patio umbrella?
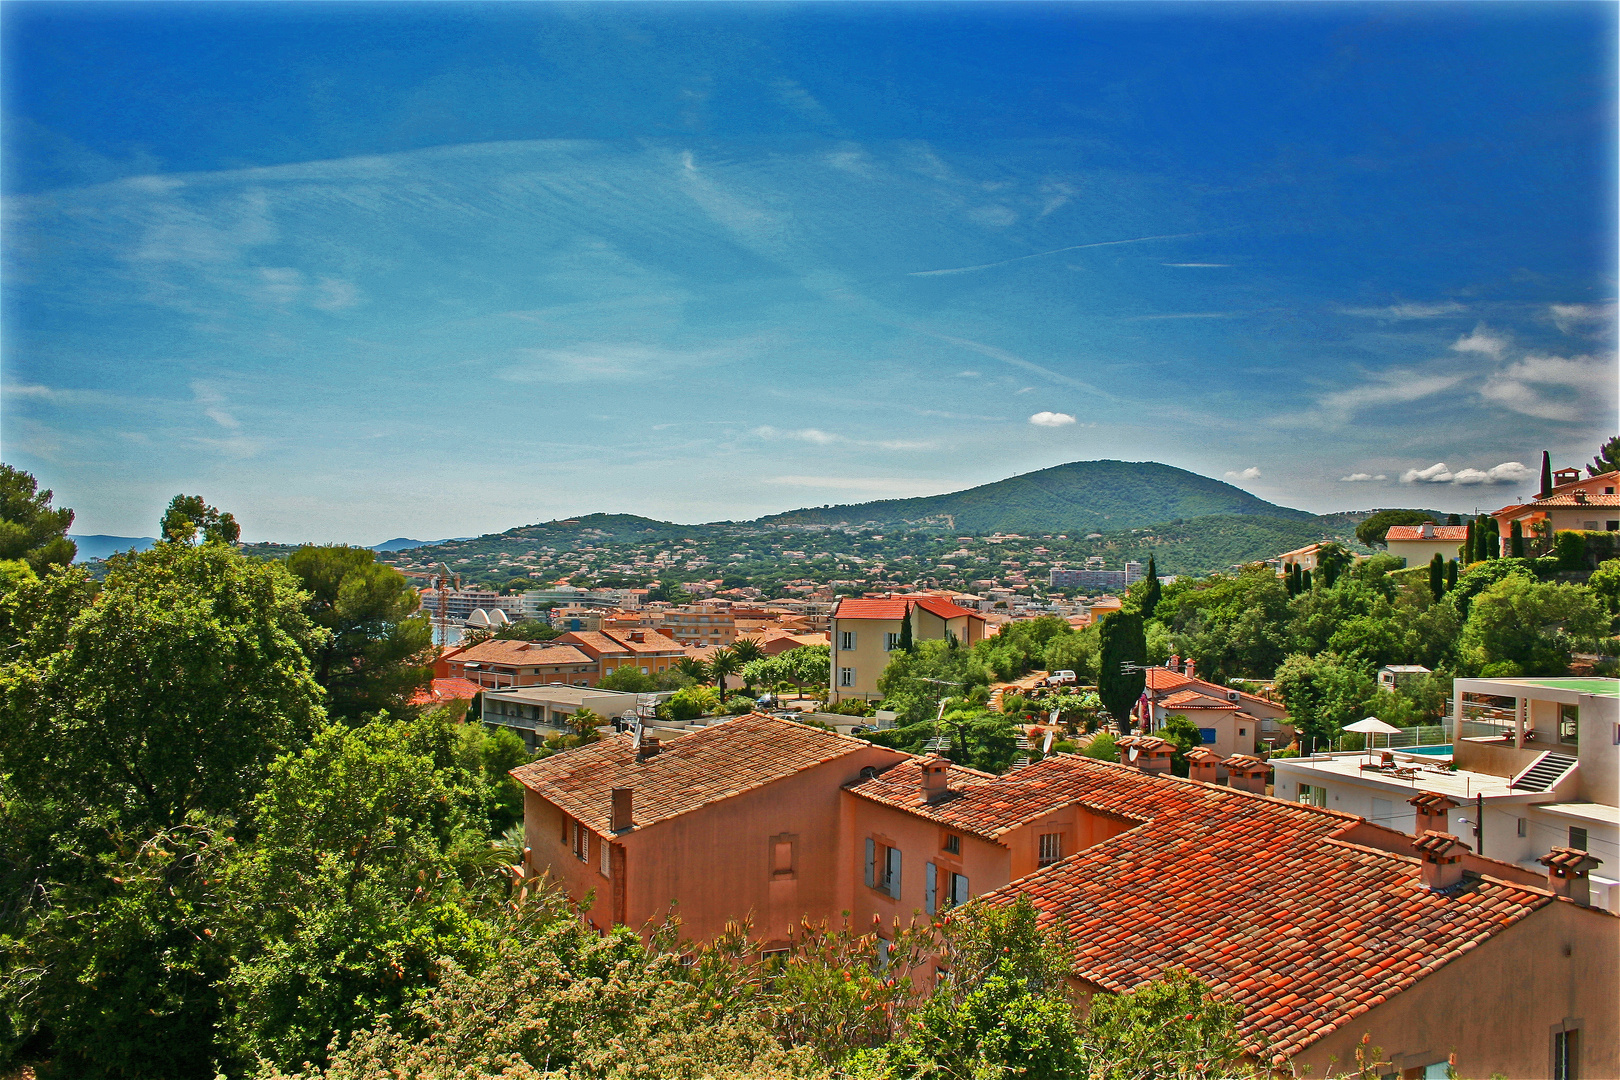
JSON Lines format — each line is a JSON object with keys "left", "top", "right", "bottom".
{"left": 1345, "top": 716, "right": 1403, "bottom": 760}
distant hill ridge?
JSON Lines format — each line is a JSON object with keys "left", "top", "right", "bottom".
{"left": 753, "top": 460, "right": 1316, "bottom": 534}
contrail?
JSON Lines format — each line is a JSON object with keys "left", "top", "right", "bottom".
{"left": 908, "top": 231, "right": 1206, "bottom": 277}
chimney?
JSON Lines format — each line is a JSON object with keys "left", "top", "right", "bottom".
{"left": 920, "top": 756, "right": 952, "bottom": 802}
{"left": 630, "top": 630, "right": 645, "bottom": 642}
{"left": 1185, "top": 660, "right": 1196, "bottom": 681}
{"left": 1224, "top": 754, "right": 1271, "bottom": 793}
{"left": 636, "top": 736, "right": 662, "bottom": 762}
{"left": 1185, "top": 747, "right": 1222, "bottom": 784}
{"left": 1539, "top": 847, "right": 1602, "bottom": 907}
{"left": 1413, "top": 831, "right": 1469, "bottom": 892}
{"left": 1419, "top": 521, "right": 1435, "bottom": 538}
{"left": 1117, "top": 736, "right": 1174, "bottom": 774}
{"left": 1169, "top": 653, "right": 1180, "bottom": 671}
{"left": 1407, "top": 793, "right": 1460, "bottom": 837}
{"left": 611, "top": 787, "right": 634, "bottom": 832}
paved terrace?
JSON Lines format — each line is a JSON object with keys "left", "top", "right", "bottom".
{"left": 1277, "top": 751, "right": 1524, "bottom": 802}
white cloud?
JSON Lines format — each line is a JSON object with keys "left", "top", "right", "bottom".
{"left": 752, "top": 425, "right": 933, "bottom": 451}
{"left": 1451, "top": 325, "right": 1508, "bottom": 360}
{"left": 1338, "top": 473, "right": 1387, "bottom": 482}
{"left": 1028, "top": 411, "right": 1076, "bottom": 427}
{"left": 1342, "top": 301, "right": 1466, "bottom": 319}
{"left": 1486, "top": 461, "right": 1532, "bottom": 483}
{"left": 956, "top": 370, "right": 980, "bottom": 377}
{"left": 1224, "top": 466, "right": 1261, "bottom": 480}
{"left": 1550, "top": 302, "right": 1616, "bottom": 335}
{"left": 1479, "top": 352, "right": 1610, "bottom": 421}
{"left": 1314, "top": 372, "right": 1465, "bottom": 418}
{"left": 1401, "top": 462, "right": 1454, "bottom": 484}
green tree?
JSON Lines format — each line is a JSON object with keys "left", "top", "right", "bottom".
{"left": 708, "top": 646, "right": 741, "bottom": 696}
{"left": 1428, "top": 552, "right": 1445, "bottom": 602}
{"left": 877, "top": 638, "right": 991, "bottom": 724}
{"left": 1159, "top": 713, "right": 1204, "bottom": 776}
{"left": 1588, "top": 434, "right": 1620, "bottom": 477}
{"left": 0, "top": 464, "right": 76, "bottom": 573}
{"left": 661, "top": 684, "right": 720, "bottom": 721}
{"left": 1464, "top": 520, "right": 1476, "bottom": 564}
{"left": 1458, "top": 576, "right": 1606, "bottom": 676}
{"left": 1510, "top": 519, "right": 1526, "bottom": 558}
{"left": 1446, "top": 558, "right": 1458, "bottom": 591}
{"left": 492, "top": 617, "right": 560, "bottom": 641}
{"left": 1273, "top": 652, "right": 1376, "bottom": 754}
{"left": 896, "top": 601, "right": 914, "bottom": 652}
{"left": 1539, "top": 449, "right": 1553, "bottom": 498}
{"left": 1141, "top": 555, "right": 1162, "bottom": 618}
{"left": 1098, "top": 610, "right": 1147, "bottom": 733}
{"left": 1588, "top": 558, "right": 1620, "bottom": 632}
{"left": 225, "top": 712, "right": 498, "bottom": 1070}
{"left": 1355, "top": 509, "right": 1435, "bottom": 549}
{"left": 285, "top": 545, "right": 433, "bottom": 723}
{"left": 159, "top": 494, "right": 240, "bottom": 545}
{"left": 1315, "top": 542, "right": 1353, "bottom": 588}
{"left": 599, "top": 665, "right": 658, "bottom": 692}
{"left": 646, "top": 578, "right": 691, "bottom": 604}
{"left": 1080, "top": 967, "right": 1243, "bottom": 1080}
{"left": 455, "top": 719, "right": 533, "bottom": 834}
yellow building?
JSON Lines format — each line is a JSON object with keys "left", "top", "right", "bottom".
{"left": 829, "top": 596, "right": 987, "bottom": 703}
{"left": 1384, "top": 521, "right": 1468, "bottom": 567}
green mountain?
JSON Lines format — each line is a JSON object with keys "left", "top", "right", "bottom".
{"left": 754, "top": 460, "right": 1317, "bottom": 534}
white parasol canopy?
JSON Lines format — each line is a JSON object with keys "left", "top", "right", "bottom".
{"left": 1345, "top": 716, "right": 1402, "bottom": 757}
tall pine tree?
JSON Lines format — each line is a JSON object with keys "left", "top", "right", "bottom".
{"left": 1428, "top": 552, "right": 1445, "bottom": 601}
{"left": 1142, "top": 556, "right": 1162, "bottom": 618}
{"left": 896, "top": 601, "right": 913, "bottom": 652}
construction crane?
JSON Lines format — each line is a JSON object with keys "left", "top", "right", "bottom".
{"left": 397, "top": 562, "right": 461, "bottom": 644}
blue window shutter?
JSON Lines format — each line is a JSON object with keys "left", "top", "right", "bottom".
{"left": 1199, "top": 728, "right": 1218, "bottom": 744}
{"left": 926, "top": 862, "right": 937, "bottom": 914}
{"left": 887, "top": 847, "right": 902, "bottom": 900}
{"left": 865, "top": 838, "right": 875, "bottom": 889}
{"left": 953, "top": 873, "right": 969, "bottom": 906}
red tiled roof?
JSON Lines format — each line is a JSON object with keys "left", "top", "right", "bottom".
{"left": 408, "top": 677, "right": 483, "bottom": 706}
{"left": 559, "top": 630, "right": 685, "bottom": 657}
{"left": 834, "top": 596, "right": 985, "bottom": 622}
{"left": 847, "top": 755, "right": 1130, "bottom": 843}
{"left": 1384, "top": 525, "right": 1468, "bottom": 541}
{"left": 1538, "top": 846, "right": 1602, "bottom": 874}
{"left": 1161, "top": 689, "right": 1238, "bottom": 710}
{"left": 510, "top": 713, "right": 896, "bottom": 832}
{"left": 971, "top": 756, "right": 1551, "bottom": 1063}
{"left": 1146, "top": 668, "right": 1280, "bottom": 713}
{"left": 448, "top": 640, "right": 594, "bottom": 668}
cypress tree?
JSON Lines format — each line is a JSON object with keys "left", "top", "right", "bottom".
{"left": 1446, "top": 558, "right": 1458, "bottom": 590}
{"left": 1428, "top": 552, "right": 1445, "bottom": 601}
{"left": 1539, "top": 450, "right": 1553, "bottom": 499}
{"left": 1510, "top": 519, "right": 1525, "bottom": 558}
{"left": 1464, "top": 521, "right": 1475, "bottom": 564}
{"left": 1485, "top": 517, "right": 1500, "bottom": 559}
{"left": 1301, "top": 569, "right": 1312, "bottom": 591}
{"left": 1447, "top": 513, "right": 1461, "bottom": 526}
{"left": 1098, "top": 609, "right": 1148, "bottom": 735}
{"left": 1142, "top": 555, "right": 1161, "bottom": 618}
{"left": 896, "top": 601, "right": 913, "bottom": 652}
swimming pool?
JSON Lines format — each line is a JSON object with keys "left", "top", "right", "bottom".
{"left": 1402, "top": 745, "right": 1454, "bottom": 756}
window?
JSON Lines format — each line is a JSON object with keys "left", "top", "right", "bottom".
{"left": 949, "top": 872, "right": 969, "bottom": 907}
{"left": 1607, "top": 521, "right": 1619, "bottom": 531}
{"left": 943, "top": 834, "right": 960, "bottom": 856}
{"left": 1570, "top": 826, "right": 1588, "bottom": 851}
{"left": 1518, "top": 818, "right": 1529, "bottom": 838}
{"left": 926, "top": 864, "right": 969, "bottom": 912}
{"left": 600, "top": 836, "right": 611, "bottom": 877}
{"left": 572, "top": 822, "right": 589, "bottom": 862}
{"left": 1238, "top": 727, "right": 1247, "bottom": 737}
{"left": 1559, "top": 703, "right": 1580, "bottom": 747}
{"left": 1553, "top": 1028, "right": 1578, "bottom": 1080}
{"left": 1198, "top": 728, "right": 1217, "bottom": 744}
{"left": 839, "top": 667, "right": 855, "bottom": 688}
{"left": 865, "top": 838, "right": 901, "bottom": 899}
{"left": 1038, "top": 832, "right": 1063, "bottom": 867}
{"left": 839, "top": 630, "right": 856, "bottom": 650}
{"left": 884, "top": 633, "right": 901, "bottom": 651}
{"left": 926, "top": 862, "right": 936, "bottom": 913}
{"left": 1298, "top": 784, "right": 1326, "bottom": 808}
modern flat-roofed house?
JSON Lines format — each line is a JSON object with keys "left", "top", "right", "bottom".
{"left": 830, "top": 595, "right": 986, "bottom": 703}
{"left": 481, "top": 685, "right": 650, "bottom": 747}
{"left": 1384, "top": 521, "right": 1468, "bottom": 567}
{"left": 1273, "top": 676, "right": 1619, "bottom": 912}
{"left": 1492, "top": 468, "right": 1620, "bottom": 547}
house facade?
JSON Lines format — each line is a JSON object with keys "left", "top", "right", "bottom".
{"left": 1491, "top": 468, "right": 1620, "bottom": 547}
{"left": 829, "top": 596, "right": 987, "bottom": 703}
{"left": 511, "top": 715, "right": 1617, "bottom": 1079}
{"left": 1384, "top": 521, "right": 1468, "bottom": 567}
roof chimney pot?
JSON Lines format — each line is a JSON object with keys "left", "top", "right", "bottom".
{"left": 1539, "top": 847, "right": 1602, "bottom": 907}
{"left": 1414, "top": 831, "right": 1469, "bottom": 892}
{"left": 920, "top": 756, "right": 952, "bottom": 803}
{"left": 611, "top": 787, "right": 634, "bottom": 832}
{"left": 636, "top": 737, "right": 662, "bottom": 762}
{"left": 1407, "top": 793, "right": 1460, "bottom": 837}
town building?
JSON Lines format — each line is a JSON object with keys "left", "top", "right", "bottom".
{"left": 829, "top": 595, "right": 987, "bottom": 703}
{"left": 1384, "top": 521, "right": 1468, "bottom": 567}
{"left": 1491, "top": 468, "right": 1620, "bottom": 545}
{"left": 659, "top": 603, "right": 739, "bottom": 647}
{"left": 481, "top": 685, "right": 652, "bottom": 747}
{"left": 511, "top": 714, "right": 1617, "bottom": 1079}
{"left": 1049, "top": 566, "right": 1128, "bottom": 591}
{"left": 1272, "top": 676, "right": 1618, "bottom": 912}
{"left": 1143, "top": 661, "right": 1295, "bottom": 759}
{"left": 442, "top": 639, "right": 599, "bottom": 689}
{"left": 555, "top": 629, "right": 686, "bottom": 682}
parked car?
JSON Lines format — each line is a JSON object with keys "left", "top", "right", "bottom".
{"left": 1045, "top": 670, "right": 1077, "bottom": 687}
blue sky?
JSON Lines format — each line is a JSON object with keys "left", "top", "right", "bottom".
{"left": 4, "top": 2, "right": 1615, "bottom": 543}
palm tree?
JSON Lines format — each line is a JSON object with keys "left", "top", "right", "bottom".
{"left": 708, "top": 647, "right": 741, "bottom": 698}
{"left": 674, "top": 655, "right": 708, "bottom": 683}
{"left": 730, "top": 638, "right": 766, "bottom": 695}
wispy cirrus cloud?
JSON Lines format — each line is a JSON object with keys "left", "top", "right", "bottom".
{"left": 1480, "top": 352, "right": 1610, "bottom": 421}
{"left": 1549, "top": 302, "right": 1616, "bottom": 335}
{"left": 1342, "top": 301, "right": 1466, "bottom": 319}
{"left": 752, "top": 425, "right": 934, "bottom": 451}
{"left": 1451, "top": 325, "right": 1509, "bottom": 360}
{"left": 1311, "top": 371, "right": 1466, "bottom": 420}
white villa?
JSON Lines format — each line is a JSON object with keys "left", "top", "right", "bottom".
{"left": 1272, "top": 676, "right": 1619, "bottom": 913}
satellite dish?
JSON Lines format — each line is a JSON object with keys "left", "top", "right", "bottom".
{"left": 631, "top": 716, "right": 644, "bottom": 751}
{"left": 1042, "top": 730, "right": 1054, "bottom": 753}
{"left": 1128, "top": 746, "right": 1139, "bottom": 762}
{"left": 1049, "top": 708, "right": 1060, "bottom": 725}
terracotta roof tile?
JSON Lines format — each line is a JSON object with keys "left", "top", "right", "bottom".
{"left": 449, "top": 640, "right": 594, "bottom": 667}
{"left": 970, "top": 758, "right": 1551, "bottom": 1063}
{"left": 1384, "top": 525, "right": 1469, "bottom": 541}
{"left": 1538, "top": 846, "right": 1602, "bottom": 874}
{"left": 510, "top": 713, "right": 892, "bottom": 833}
{"left": 834, "top": 596, "right": 985, "bottom": 622}
{"left": 1161, "top": 689, "right": 1238, "bottom": 710}
{"left": 408, "top": 677, "right": 483, "bottom": 706}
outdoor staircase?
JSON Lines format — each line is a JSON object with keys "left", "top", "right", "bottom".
{"left": 1508, "top": 752, "right": 1578, "bottom": 793}
{"left": 1011, "top": 733, "right": 1033, "bottom": 770}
